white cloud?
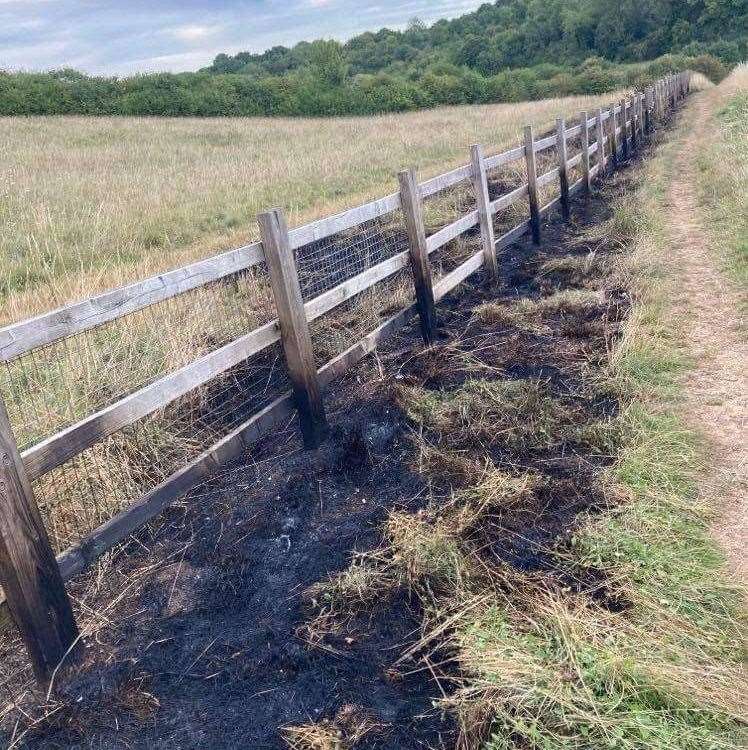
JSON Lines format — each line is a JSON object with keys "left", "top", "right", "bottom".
{"left": 170, "top": 24, "right": 222, "bottom": 43}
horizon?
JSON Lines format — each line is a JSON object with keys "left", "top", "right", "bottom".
{"left": 0, "top": 0, "right": 486, "bottom": 77}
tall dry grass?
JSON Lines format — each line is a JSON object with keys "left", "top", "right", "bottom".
{"left": 1, "top": 93, "right": 622, "bottom": 326}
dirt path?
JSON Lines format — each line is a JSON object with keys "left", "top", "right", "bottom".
{"left": 665, "top": 89, "right": 748, "bottom": 587}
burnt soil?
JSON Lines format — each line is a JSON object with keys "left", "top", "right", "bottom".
{"left": 0, "top": 141, "right": 659, "bottom": 750}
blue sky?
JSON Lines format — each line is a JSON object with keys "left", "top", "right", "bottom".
{"left": 0, "top": 0, "right": 486, "bottom": 75}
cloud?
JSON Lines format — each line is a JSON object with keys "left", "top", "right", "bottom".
{"left": 170, "top": 24, "right": 223, "bottom": 43}
{"left": 0, "top": 0, "right": 488, "bottom": 75}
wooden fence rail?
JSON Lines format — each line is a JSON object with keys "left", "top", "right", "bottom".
{"left": 0, "top": 71, "right": 692, "bottom": 685}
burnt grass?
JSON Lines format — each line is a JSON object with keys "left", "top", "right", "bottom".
{"left": 0, "top": 147, "right": 654, "bottom": 750}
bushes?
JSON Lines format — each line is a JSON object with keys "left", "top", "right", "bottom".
{"left": 0, "top": 52, "right": 731, "bottom": 118}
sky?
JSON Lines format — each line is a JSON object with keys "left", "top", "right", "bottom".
{"left": 0, "top": 0, "right": 487, "bottom": 76}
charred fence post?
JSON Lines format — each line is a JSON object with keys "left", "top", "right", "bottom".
{"left": 470, "top": 144, "right": 499, "bottom": 283}
{"left": 596, "top": 108, "right": 607, "bottom": 176}
{"left": 258, "top": 208, "right": 328, "bottom": 449}
{"left": 580, "top": 111, "right": 591, "bottom": 194}
{"left": 398, "top": 168, "right": 438, "bottom": 346}
{"left": 607, "top": 104, "right": 618, "bottom": 171}
{"left": 620, "top": 98, "right": 630, "bottom": 161}
{"left": 0, "top": 397, "right": 79, "bottom": 686}
{"left": 556, "top": 118, "right": 571, "bottom": 221}
{"left": 523, "top": 125, "right": 541, "bottom": 245}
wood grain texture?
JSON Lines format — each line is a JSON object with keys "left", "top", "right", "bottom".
{"left": 259, "top": 208, "right": 327, "bottom": 449}
{"left": 470, "top": 144, "right": 498, "bottom": 281}
{"left": 398, "top": 169, "right": 437, "bottom": 346}
{"left": 0, "top": 398, "right": 78, "bottom": 683}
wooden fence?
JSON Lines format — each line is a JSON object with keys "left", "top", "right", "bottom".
{"left": 0, "top": 72, "right": 691, "bottom": 684}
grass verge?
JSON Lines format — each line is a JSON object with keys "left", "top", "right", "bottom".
{"left": 694, "top": 64, "right": 748, "bottom": 296}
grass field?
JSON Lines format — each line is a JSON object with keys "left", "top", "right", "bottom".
{"left": 1, "top": 92, "right": 624, "bottom": 326}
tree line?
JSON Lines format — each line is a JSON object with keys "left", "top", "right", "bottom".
{"left": 1, "top": 0, "right": 745, "bottom": 118}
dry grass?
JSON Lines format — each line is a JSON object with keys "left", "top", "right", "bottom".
{"left": 283, "top": 705, "right": 383, "bottom": 750}
{"left": 1, "top": 92, "right": 621, "bottom": 325}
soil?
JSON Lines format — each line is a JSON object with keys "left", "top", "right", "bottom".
{"left": 662, "top": 89, "right": 748, "bottom": 589}
{"left": 0, "top": 130, "right": 665, "bottom": 750}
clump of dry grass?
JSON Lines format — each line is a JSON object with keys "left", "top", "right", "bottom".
{"left": 283, "top": 705, "right": 384, "bottom": 750}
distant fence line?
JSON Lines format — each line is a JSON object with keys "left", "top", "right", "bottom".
{"left": 0, "top": 72, "right": 691, "bottom": 684}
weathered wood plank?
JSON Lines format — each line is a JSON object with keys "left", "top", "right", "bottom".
{"left": 490, "top": 184, "right": 529, "bottom": 215}
{"left": 0, "top": 399, "right": 79, "bottom": 684}
{"left": 419, "top": 164, "right": 472, "bottom": 199}
{"left": 524, "top": 126, "right": 541, "bottom": 245}
{"left": 496, "top": 220, "right": 531, "bottom": 251}
{"left": 540, "top": 196, "right": 562, "bottom": 219}
{"left": 534, "top": 134, "right": 557, "bottom": 152}
{"left": 287, "top": 193, "right": 401, "bottom": 250}
{"left": 0, "top": 243, "right": 265, "bottom": 363}
{"left": 470, "top": 144, "right": 498, "bottom": 282}
{"left": 304, "top": 250, "right": 410, "bottom": 323}
{"left": 425, "top": 210, "right": 480, "bottom": 254}
{"left": 54, "top": 389, "right": 298, "bottom": 581}
{"left": 259, "top": 208, "right": 327, "bottom": 449}
{"left": 484, "top": 145, "right": 525, "bottom": 170}
{"left": 398, "top": 169, "right": 437, "bottom": 345}
{"left": 433, "top": 249, "right": 484, "bottom": 302}
{"left": 569, "top": 175, "right": 586, "bottom": 197}
{"left": 23, "top": 321, "right": 281, "bottom": 481}
{"left": 620, "top": 98, "right": 630, "bottom": 160}
{"left": 537, "top": 167, "right": 560, "bottom": 188}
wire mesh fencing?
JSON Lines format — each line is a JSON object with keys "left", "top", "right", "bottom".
{"left": 423, "top": 179, "right": 482, "bottom": 286}
{"left": 298, "top": 208, "right": 415, "bottom": 367}
{"left": 0, "top": 262, "right": 289, "bottom": 553}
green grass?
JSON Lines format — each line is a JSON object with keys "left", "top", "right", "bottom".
{"left": 695, "top": 69, "right": 748, "bottom": 294}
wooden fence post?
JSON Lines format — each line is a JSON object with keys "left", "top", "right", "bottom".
{"left": 644, "top": 87, "right": 652, "bottom": 134}
{"left": 580, "top": 111, "right": 591, "bottom": 193}
{"left": 620, "top": 98, "right": 630, "bottom": 160}
{"left": 523, "top": 125, "right": 541, "bottom": 244}
{"left": 258, "top": 208, "right": 327, "bottom": 449}
{"left": 470, "top": 144, "right": 499, "bottom": 282}
{"left": 608, "top": 104, "right": 618, "bottom": 170}
{"left": 596, "top": 108, "right": 607, "bottom": 175}
{"left": 0, "top": 398, "right": 79, "bottom": 685}
{"left": 630, "top": 94, "right": 638, "bottom": 153}
{"left": 398, "top": 169, "right": 438, "bottom": 345}
{"left": 555, "top": 118, "right": 570, "bottom": 221}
